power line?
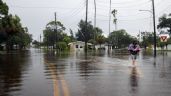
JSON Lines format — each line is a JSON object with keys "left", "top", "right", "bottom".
{"left": 61, "top": 2, "right": 86, "bottom": 18}
{"left": 9, "top": 5, "right": 79, "bottom": 9}
{"left": 89, "top": 16, "right": 152, "bottom": 22}
{"left": 97, "top": 0, "right": 149, "bottom": 4}
{"left": 156, "top": 4, "right": 171, "bottom": 16}
{"left": 96, "top": 0, "right": 151, "bottom": 8}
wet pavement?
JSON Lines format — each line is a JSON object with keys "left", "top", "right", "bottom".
{"left": 0, "top": 48, "right": 171, "bottom": 96}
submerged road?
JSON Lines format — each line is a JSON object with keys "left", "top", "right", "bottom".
{"left": 0, "top": 49, "right": 171, "bottom": 96}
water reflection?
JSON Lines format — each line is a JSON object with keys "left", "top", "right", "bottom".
{"left": 96, "top": 49, "right": 106, "bottom": 57}
{"left": 129, "top": 67, "right": 139, "bottom": 96}
{"left": 143, "top": 49, "right": 153, "bottom": 56}
{"left": 159, "top": 51, "right": 167, "bottom": 78}
{"left": 43, "top": 51, "right": 68, "bottom": 78}
{"left": 75, "top": 52, "right": 99, "bottom": 79}
{"left": 0, "top": 51, "right": 30, "bottom": 96}
{"left": 43, "top": 51, "right": 70, "bottom": 96}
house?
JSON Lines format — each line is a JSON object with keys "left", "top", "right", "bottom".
{"left": 68, "top": 41, "right": 93, "bottom": 51}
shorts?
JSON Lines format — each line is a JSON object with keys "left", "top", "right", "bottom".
{"left": 131, "top": 54, "right": 137, "bottom": 60}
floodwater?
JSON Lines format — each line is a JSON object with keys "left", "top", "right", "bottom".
{"left": 0, "top": 49, "right": 171, "bottom": 96}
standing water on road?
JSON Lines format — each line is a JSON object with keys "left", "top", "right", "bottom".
{"left": 0, "top": 49, "right": 171, "bottom": 96}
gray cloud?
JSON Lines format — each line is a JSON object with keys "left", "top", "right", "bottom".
{"left": 3, "top": 0, "right": 171, "bottom": 40}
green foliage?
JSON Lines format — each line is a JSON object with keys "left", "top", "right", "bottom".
{"left": 157, "top": 14, "right": 171, "bottom": 34}
{"left": 168, "top": 38, "right": 171, "bottom": 44}
{"left": 76, "top": 20, "right": 104, "bottom": 45}
{"left": 96, "top": 35, "right": 105, "bottom": 46}
{"left": 6, "top": 32, "right": 32, "bottom": 50}
{"left": 141, "top": 33, "right": 154, "bottom": 48}
{"left": 69, "top": 29, "right": 76, "bottom": 42}
{"left": 63, "top": 34, "right": 71, "bottom": 44}
{"left": 94, "top": 27, "right": 103, "bottom": 38}
{"left": 46, "top": 21, "right": 65, "bottom": 31}
{"left": 43, "top": 20, "right": 66, "bottom": 48}
{"left": 43, "top": 20, "right": 73, "bottom": 51}
{"left": 0, "top": 0, "right": 9, "bottom": 43}
{"left": 111, "top": 9, "right": 117, "bottom": 23}
{"left": 56, "top": 42, "right": 68, "bottom": 51}
{"left": 43, "top": 29, "right": 56, "bottom": 46}
{"left": 0, "top": 0, "right": 32, "bottom": 50}
{"left": 0, "top": 0, "right": 8, "bottom": 16}
{"left": 76, "top": 20, "right": 94, "bottom": 42}
{"left": 108, "top": 29, "right": 135, "bottom": 49}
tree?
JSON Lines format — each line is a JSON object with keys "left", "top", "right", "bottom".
{"left": 0, "top": 0, "right": 9, "bottom": 43}
{"left": 0, "top": 0, "right": 32, "bottom": 50}
{"left": 157, "top": 14, "right": 171, "bottom": 34}
{"left": 43, "top": 20, "right": 65, "bottom": 49}
{"left": 76, "top": 20, "right": 94, "bottom": 42}
{"left": 4, "top": 15, "right": 32, "bottom": 50}
{"left": 76, "top": 20, "right": 95, "bottom": 51}
{"left": 96, "top": 35, "right": 105, "bottom": 48}
{"left": 76, "top": 20, "right": 103, "bottom": 42}
{"left": 111, "top": 9, "right": 117, "bottom": 30}
{"left": 108, "top": 29, "right": 135, "bottom": 49}
{"left": 63, "top": 33, "right": 71, "bottom": 45}
{"left": 141, "top": 33, "right": 154, "bottom": 49}
{"left": 69, "top": 29, "right": 75, "bottom": 42}
{"left": 0, "top": 0, "right": 8, "bottom": 17}
{"left": 88, "top": 27, "right": 103, "bottom": 44}
{"left": 94, "top": 27, "right": 103, "bottom": 38}
{"left": 6, "top": 27, "right": 32, "bottom": 50}
{"left": 76, "top": 20, "right": 105, "bottom": 51}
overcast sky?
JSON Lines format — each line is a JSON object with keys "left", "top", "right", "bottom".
{"left": 3, "top": 0, "right": 171, "bottom": 40}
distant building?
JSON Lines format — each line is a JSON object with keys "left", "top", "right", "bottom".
{"left": 68, "top": 41, "right": 92, "bottom": 51}
{"left": 138, "top": 31, "right": 152, "bottom": 42}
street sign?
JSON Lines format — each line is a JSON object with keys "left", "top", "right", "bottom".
{"left": 159, "top": 34, "right": 170, "bottom": 42}
{"left": 160, "top": 36, "right": 167, "bottom": 42}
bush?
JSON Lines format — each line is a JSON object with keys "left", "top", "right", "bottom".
{"left": 56, "top": 42, "right": 68, "bottom": 51}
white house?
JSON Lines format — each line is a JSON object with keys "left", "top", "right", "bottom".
{"left": 68, "top": 41, "right": 92, "bottom": 51}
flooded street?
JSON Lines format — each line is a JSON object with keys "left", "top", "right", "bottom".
{"left": 0, "top": 49, "right": 171, "bottom": 96}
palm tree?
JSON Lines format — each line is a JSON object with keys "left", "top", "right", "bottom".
{"left": 96, "top": 35, "right": 105, "bottom": 48}
{"left": 111, "top": 9, "right": 117, "bottom": 30}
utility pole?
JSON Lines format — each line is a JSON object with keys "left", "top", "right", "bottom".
{"left": 108, "top": 0, "right": 111, "bottom": 50}
{"left": 40, "top": 34, "right": 41, "bottom": 49}
{"left": 109, "top": 0, "right": 111, "bottom": 35}
{"left": 94, "top": 0, "right": 96, "bottom": 50}
{"left": 55, "top": 12, "right": 57, "bottom": 30}
{"left": 94, "top": 0, "right": 96, "bottom": 28}
{"left": 152, "top": 0, "right": 157, "bottom": 57}
{"left": 54, "top": 12, "right": 57, "bottom": 49}
{"left": 85, "top": 0, "right": 88, "bottom": 52}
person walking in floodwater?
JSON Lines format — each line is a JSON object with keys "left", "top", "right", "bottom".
{"left": 128, "top": 41, "right": 140, "bottom": 66}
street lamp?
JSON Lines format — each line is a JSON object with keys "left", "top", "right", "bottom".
{"left": 139, "top": 10, "right": 152, "bottom": 13}
{"left": 139, "top": 1, "right": 157, "bottom": 58}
